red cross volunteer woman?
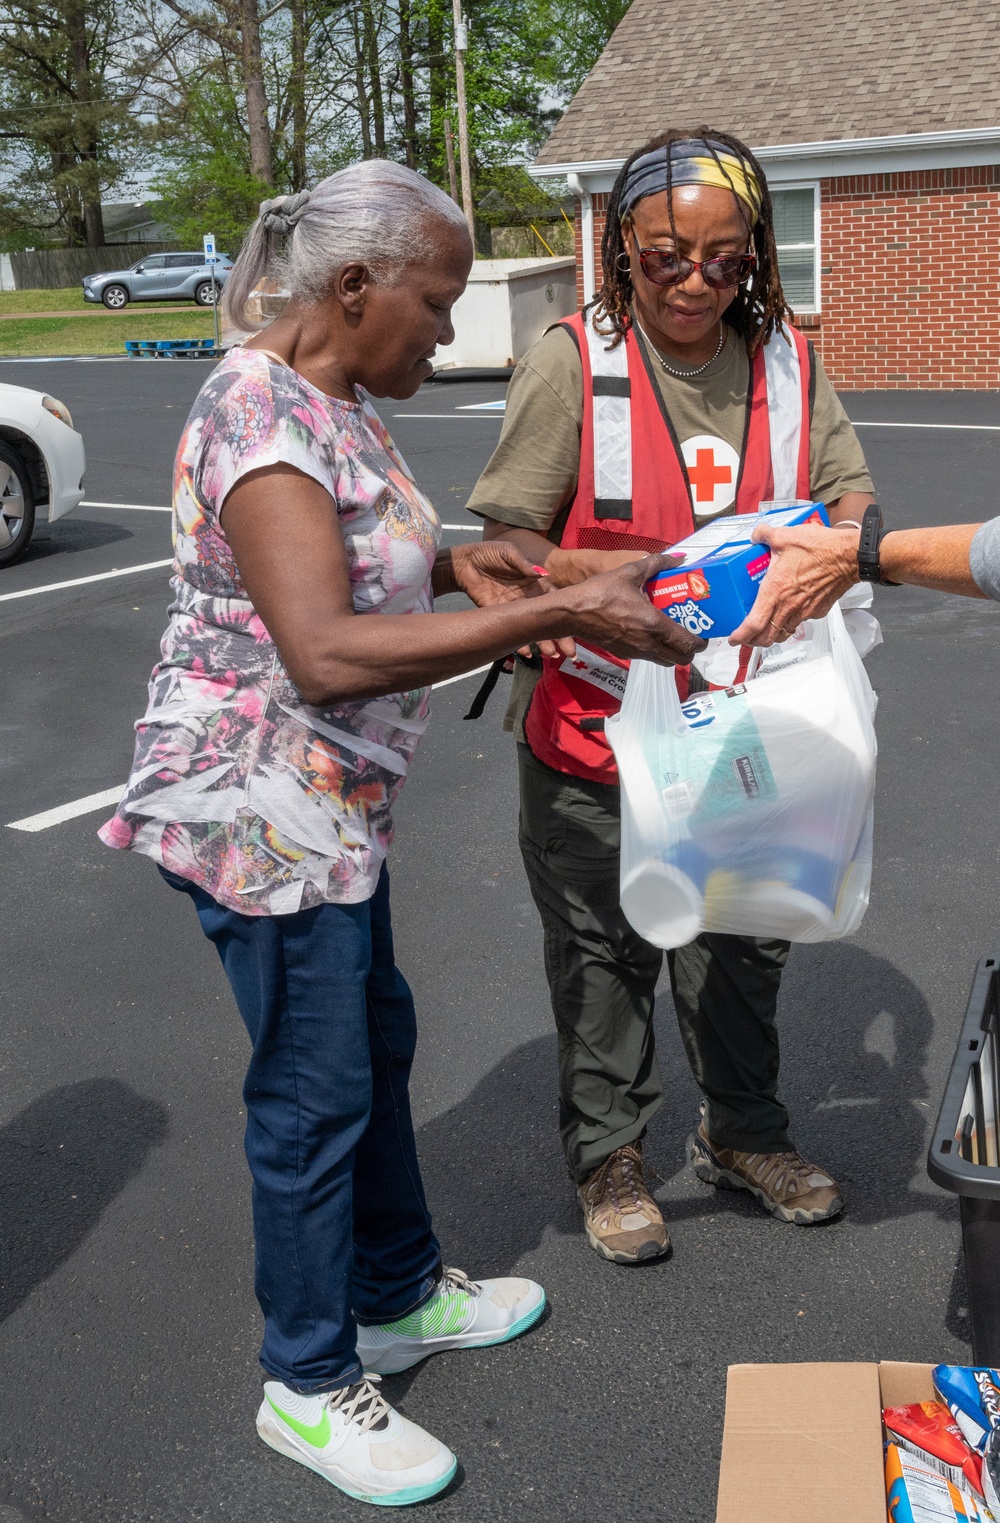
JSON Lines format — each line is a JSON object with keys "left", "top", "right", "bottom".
{"left": 98, "top": 159, "right": 701, "bottom": 1509}
{"left": 469, "top": 128, "right": 878, "bottom": 1263}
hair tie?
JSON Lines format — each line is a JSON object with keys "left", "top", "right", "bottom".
{"left": 259, "top": 189, "right": 312, "bottom": 235}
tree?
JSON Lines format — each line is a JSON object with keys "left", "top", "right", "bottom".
{"left": 150, "top": 0, "right": 280, "bottom": 184}
{"left": 548, "top": 0, "right": 630, "bottom": 96}
{"left": 0, "top": 0, "right": 633, "bottom": 253}
{"left": 149, "top": 77, "right": 273, "bottom": 249}
{"left": 0, "top": 0, "right": 144, "bottom": 246}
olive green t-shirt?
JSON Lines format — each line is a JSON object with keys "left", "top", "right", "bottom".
{"left": 465, "top": 321, "right": 874, "bottom": 738}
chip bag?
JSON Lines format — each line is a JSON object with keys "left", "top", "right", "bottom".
{"left": 933, "top": 1368, "right": 1000, "bottom": 1455}
{"left": 886, "top": 1444, "right": 994, "bottom": 1523}
{"left": 984, "top": 1432, "right": 1000, "bottom": 1520}
{"left": 884, "top": 1402, "right": 984, "bottom": 1496}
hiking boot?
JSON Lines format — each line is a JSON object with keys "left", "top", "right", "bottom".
{"left": 578, "top": 1143, "right": 670, "bottom": 1264}
{"left": 355, "top": 1266, "right": 546, "bottom": 1375}
{"left": 690, "top": 1124, "right": 843, "bottom": 1225}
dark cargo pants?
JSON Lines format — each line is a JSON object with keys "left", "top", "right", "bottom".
{"left": 517, "top": 743, "right": 793, "bottom": 1185}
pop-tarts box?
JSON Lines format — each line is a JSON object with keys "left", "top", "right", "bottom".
{"left": 646, "top": 501, "right": 830, "bottom": 638}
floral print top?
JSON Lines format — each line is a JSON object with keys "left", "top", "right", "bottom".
{"left": 99, "top": 348, "right": 441, "bottom": 915}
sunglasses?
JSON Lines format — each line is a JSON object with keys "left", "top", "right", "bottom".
{"left": 636, "top": 248, "right": 756, "bottom": 290}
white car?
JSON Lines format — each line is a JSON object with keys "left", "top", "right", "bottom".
{"left": 0, "top": 383, "right": 85, "bottom": 568}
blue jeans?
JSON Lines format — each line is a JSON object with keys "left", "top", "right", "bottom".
{"left": 160, "top": 864, "right": 442, "bottom": 1394}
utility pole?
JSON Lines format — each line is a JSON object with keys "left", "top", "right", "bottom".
{"left": 451, "top": 0, "right": 475, "bottom": 237}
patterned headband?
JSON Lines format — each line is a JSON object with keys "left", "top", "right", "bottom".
{"left": 619, "top": 139, "right": 763, "bottom": 223}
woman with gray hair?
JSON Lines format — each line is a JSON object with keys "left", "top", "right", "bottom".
{"left": 99, "top": 159, "right": 700, "bottom": 1508}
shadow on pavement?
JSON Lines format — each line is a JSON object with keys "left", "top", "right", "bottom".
{"left": 21, "top": 518, "right": 132, "bottom": 563}
{"left": 411, "top": 940, "right": 953, "bottom": 1273}
{"left": 0, "top": 1078, "right": 169, "bottom": 1326}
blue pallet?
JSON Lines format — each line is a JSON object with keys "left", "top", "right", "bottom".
{"left": 125, "top": 339, "right": 223, "bottom": 358}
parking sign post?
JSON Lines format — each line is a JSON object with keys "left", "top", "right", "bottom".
{"left": 203, "top": 233, "right": 220, "bottom": 351}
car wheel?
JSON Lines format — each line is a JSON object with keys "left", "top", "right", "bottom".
{"left": 0, "top": 441, "right": 35, "bottom": 569}
{"left": 102, "top": 284, "right": 129, "bottom": 309}
{"left": 194, "top": 281, "right": 219, "bottom": 307}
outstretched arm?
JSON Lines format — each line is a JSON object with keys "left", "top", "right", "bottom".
{"left": 221, "top": 464, "right": 705, "bottom": 705}
{"left": 730, "top": 520, "right": 989, "bottom": 648}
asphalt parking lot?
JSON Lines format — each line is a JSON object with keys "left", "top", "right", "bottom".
{"left": 1, "top": 357, "right": 999, "bottom": 1523}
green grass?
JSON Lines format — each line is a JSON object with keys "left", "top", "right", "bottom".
{"left": 0, "top": 310, "right": 216, "bottom": 357}
{"left": 0, "top": 286, "right": 96, "bottom": 313}
{"left": 0, "top": 287, "right": 201, "bottom": 315}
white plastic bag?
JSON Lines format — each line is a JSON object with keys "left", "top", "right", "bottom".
{"left": 606, "top": 603, "right": 877, "bottom": 948}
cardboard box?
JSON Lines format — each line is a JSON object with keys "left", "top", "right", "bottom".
{"left": 646, "top": 502, "right": 830, "bottom": 639}
{"left": 715, "top": 1361, "right": 936, "bottom": 1523}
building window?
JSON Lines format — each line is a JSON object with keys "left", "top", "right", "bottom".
{"left": 771, "top": 186, "right": 819, "bottom": 311}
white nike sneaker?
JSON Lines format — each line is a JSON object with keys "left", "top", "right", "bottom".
{"left": 256, "top": 1375, "right": 456, "bottom": 1507}
{"left": 355, "top": 1266, "right": 546, "bottom": 1376}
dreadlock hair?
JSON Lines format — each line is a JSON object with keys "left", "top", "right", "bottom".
{"left": 594, "top": 126, "right": 791, "bottom": 354}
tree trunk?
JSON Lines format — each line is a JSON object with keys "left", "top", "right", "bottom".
{"left": 360, "top": 0, "right": 384, "bottom": 156}
{"left": 425, "top": 0, "right": 446, "bottom": 184}
{"left": 289, "top": 0, "right": 307, "bottom": 189}
{"left": 349, "top": 7, "right": 372, "bottom": 157}
{"left": 398, "top": 0, "right": 417, "bottom": 169}
{"left": 238, "top": 0, "right": 273, "bottom": 184}
{"left": 65, "top": 0, "right": 105, "bottom": 247}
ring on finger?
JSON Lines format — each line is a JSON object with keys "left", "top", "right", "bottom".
{"left": 768, "top": 619, "right": 793, "bottom": 640}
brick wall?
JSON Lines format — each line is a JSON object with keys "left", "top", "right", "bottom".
{"left": 574, "top": 167, "right": 1000, "bottom": 389}
{"left": 818, "top": 165, "right": 1000, "bottom": 389}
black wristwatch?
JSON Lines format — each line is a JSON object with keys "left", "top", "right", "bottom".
{"left": 857, "top": 502, "right": 898, "bottom": 585}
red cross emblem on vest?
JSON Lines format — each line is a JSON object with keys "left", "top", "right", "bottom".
{"left": 688, "top": 448, "right": 731, "bottom": 502}
{"left": 680, "top": 434, "right": 741, "bottom": 513}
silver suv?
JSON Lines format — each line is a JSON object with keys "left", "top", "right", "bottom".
{"left": 82, "top": 251, "right": 234, "bottom": 309}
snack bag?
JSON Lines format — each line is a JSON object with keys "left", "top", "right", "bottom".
{"left": 884, "top": 1402, "right": 984, "bottom": 1495}
{"left": 933, "top": 1368, "right": 1000, "bottom": 1454}
{"left": 886, "top": 1444, "right": 994, "bottom": 1523}
{"left": 983, "top": 1432, "right": 1000, "bottom": 1520}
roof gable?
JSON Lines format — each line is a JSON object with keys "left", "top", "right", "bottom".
{"left": 535, "top": 0, "right": 1000, "bottom": 166}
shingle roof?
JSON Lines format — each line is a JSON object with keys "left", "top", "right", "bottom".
{"left": 535, "top": 0, "right": 1000, "bottom": 165}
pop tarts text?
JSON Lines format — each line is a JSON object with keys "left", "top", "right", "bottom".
{"left": 645, "top": 502, "right": 831, "bottom": 639}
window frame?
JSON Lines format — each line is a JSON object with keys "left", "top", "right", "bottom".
{"left": 771, "top": 181, "right": 821, "bottom": 315}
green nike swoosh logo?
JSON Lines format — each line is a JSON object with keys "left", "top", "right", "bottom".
{"left": 266, "top": 1394, "right": 331, "bottom": 1449}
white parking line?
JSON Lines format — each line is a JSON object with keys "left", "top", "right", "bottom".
{"left": 0, "top": 559, "right": 173, "bottom": 603}
{"left": 392, "top": 413, "right": 504, "bottom": 420}
{"left": 5, "top": 666, "right": 495, "bottom": 832}
{"left": 431, "top": 662, "right": 493, "bottom": 688}
{"left": 81, "top": 500, "right": 172, "bottom": 512}
{"left": 850, "top": 421, "right": 1000, "bottom": 431}
{"left": 8, "top": 785, "right": 124, "bottom": 833}
{"left": 80, "top": 500, "right": 478, "bottom": 530}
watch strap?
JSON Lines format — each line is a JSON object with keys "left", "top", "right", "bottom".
{"left": 857, "top": 503, "right": 883, "bottom": 582}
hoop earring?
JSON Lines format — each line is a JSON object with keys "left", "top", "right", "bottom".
{"left": 615, "top": 251, "right": 631, "bottom": 273}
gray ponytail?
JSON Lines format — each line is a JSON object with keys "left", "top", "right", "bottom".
{"left": 223, "top": 159, "right": 470, "bottom": 332}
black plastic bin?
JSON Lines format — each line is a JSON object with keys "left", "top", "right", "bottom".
{"left": 928, "top": 954, "right": 1000, "bottom": 1365}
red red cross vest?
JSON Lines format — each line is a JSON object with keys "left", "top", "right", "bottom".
{"left": 523, "top": 309, "right": 814, "bottom": 785}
